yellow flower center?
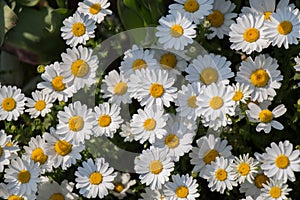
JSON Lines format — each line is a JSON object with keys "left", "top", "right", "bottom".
{"left": 215, "top": 169, "right": 227, "bottom": 181}
{"left": 203, "top": 149, "right": 220, "bottom": 164}
{"left": 170, "top": 25, "right": 183, "bottom": 38}
{"left": 176, "top": 186, "right": 189, "bottom": 198}
{"left": 160, "top": 53, "right": 177, "bottom": 69}
{"left": 50, "top": 193, "right": 65, "bottom": 200}
{"left": 98, "top": 114, "right": 111, "bottom": 127}
{"left": 143, "top": 118, "right": 156, "bottom": 131}
{"left": 165, "top": 134, "right": 180, "bottom": 148}
{"left": 207, "top": 10, "right": 224, "bottom": 27}
{"left": 89, "top": 3, "right": 101, "bottom": 15}
{"left": 270, "top": 186, "right": 282, "bottom": 198}
{"left": 71, "top": 59, "right": 89, "bottom": 77}
{"left": 275, "top": 155, "right": 290, "bottom": 169}
{"left": 114, "top": 182, "right": 125, "bottom": 193}
{"left": 90, "top": 172, "right": 103, "bottom": 185}
{"left": 149, "top": 83, "right": 164, "bottom": 98}
{"left": 8, "top": 195, "right": 24, "bottom": 200}
{"left": 278, "top": 20, "right": 293, "bottom": 35}
{"left": 264, "top": 11, "right": 272, "bottom": 20}
{"left": 187, "top": 95, "right": 198, "bottom": 108}
{"left": 200, "top": 67, "right": 219, "bottom": 85}
{"left": 254, "top": 173, "right": 269, "bottom": 188}
{"left": 31, "top": 147, "right": 48, "bottom": 164}
{"left": 183, "top": 0, "right": 199, "bottom": 13}
{"left": 232, "top": 91, "right": 243, "bottom": 102}
{"left": 209, "top": 96, "right": 224, "bottom": 110}
{"left": 72, "top": 22, "right": 86, "bottom": 37}
{"left": 6, "top": 141, "right": 13, "bottom": 147}
{"left": 54, "top": 140, "right": 72, "bottom": 156}
{"left": 68, "top": 116, "right": 84, "bottom": 132}
{"left": 259, "top": 110, "right": 273, "bottom": 123}
{"left": 250, "top": 69, "right": 269, "bottom": 87}
{"left": 243, "top": 28, "right": 260, "bottom": 43}
{"left": 35, "top": 100, "right": 46, "bottom": 111}
{"left": 132, "top": 59, "right": 147, "bottom": 70}
{"left": 18, "top": 170, "right": 31, "bottom": 184}
{"left": 238, "top": 162, "right": 251, "bottom": 176}
{"left": 114, "top": 82, "right": 128, "bottom": 95}
{"left": 52, "top": 76, "right": 66, "bottom": 91}
{"left": 2, "top": 97, "right": 16, "bottom": 111}
{"left": 149, "top": 160, "right": 163, "bottom": 174}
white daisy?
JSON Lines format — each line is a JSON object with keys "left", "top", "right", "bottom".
{"left": 0, "top": 130, "right": 18, "bottom": 172}
{"left": 44, "top": 127, "right": 84, "bottom": 170}
{"left": 229, "top": 13, "right": 269, "bottom": 54}
{"left": 156, "top": 12, "right": 197, "bottom": 50}
{"left": 128, "top": 68, "right": 177, "bottom": 109}
{"left": 185, "top": 53, "right": 234, "bottom": 86}
{"left": 139, "top": 187, "right": 165, "bottom": 200}
{"left": 0, "top": 85, "right": 26, "bottom": 121}
{"left": 77, "top": 0, "right": 112, "bottom": 24}
{"left": 235, "top": 54, "right": 283, "bottom": 102}
{"left": 37, "top": 62, "right": 75, "bottom": 102}
{"left": 111, "top": 172, "right": 136, "bottom": 199}
{"left": 169, "top": 0, "right": 213, "bottom": 24}
{"left": 258, "top": 178, "right": 292, "bottom": 200}
{"left": 119, "top": 121, "right": 135, "bottom": 142}
{"left": 25, "top": 90, "right": 54, "bottom": 118}
{"left": 130, "top": 106, "right": 168, "bottom": 144}
{"left": 260, "top": 140, "right": 300, "bottom": 183}
{"left": 189, "top": 134, "right": 233, "bottom": 177}
{"left": 232, "top": 82, "right": 253, "bottom": 105}
{"left": 0, "top": 183, "right": 36, "bottom": 200}
{"left": 264, "top": 7, "right": 300, "bottom": 49}
{"left": 205, "top": 0, "right": 237, "bottom": 39}
{"left": 203, "top": 156, "right": 238, "bottom": 194}
{"left": 61, "top": 12, "right": 96, "bottom": 47}
{"left": 60, "top": 45, "right": 99, "bottom": 90}
{"left": 101, "top": 70, "right": 132, "bottom": 106}
{"left": 134, "top": 147, "right": 175, "bottom": 190}
{"left": 56, "top": 101, "right": 96, "bottom": 145}
{"left": 247, "top": 103, "right": 287, "bottom": 133}
{"left": 4, "top": 156, "right": 40, "bottom": 196}
{"left": 75, "top": 157, "right": 117, "bottom": 199}
{"left": 93, "top": 102, "right": 123, "bottom": 138}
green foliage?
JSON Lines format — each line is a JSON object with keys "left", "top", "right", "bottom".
{"left": 0, "top": 1, "right": 18, "bottom": 46}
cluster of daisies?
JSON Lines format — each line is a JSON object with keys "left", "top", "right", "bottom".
{"left": 1, "top": 0, "right": 300, "bottom": 199}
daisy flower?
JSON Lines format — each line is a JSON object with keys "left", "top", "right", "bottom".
{"left": 23, "top": 135, "right": 52, "bottom": 173}
{"left": 75, "top": 157, "right": 117, "bottom": 199}
{"left": 111, "top": 172, "right": 137, "bottom": 199}
{"left": 205, "top": 0, "right": 237, "bottom": 39}
{"left": 44, "top": 127, "right": 85, "bottom": 170}
{"left": 0, "top": 183, "right": 36, "bottom": 200}
{"left": 229, "top": 13, "right": 269, "bottom": 54}
{"left": 247, "top": 103, "right": 286, "bottom": 133}
{"left": 4, "top": 157, "right": 40, "bottom": 196}
{"left": 163, "top": 174, "right": 200, "bottom": 199}
{"left": 260, "top": 140, "right": 300, "bottom": 183}
{"left": 258, "top": 179, "right": 292, "bottom": 200}
{"left": 25, "top": 90, "right": 54, "bottom": 118}
{"left": 101, "top": 70, "right": 132, "bottom": 106}
{"left": 0, "top": 130, "right": 18, "bottom": 172}
{"left": 264, "top": 7, "right": 300, "bottom": 49}
{"left": 0, "top": 85, "right": 26, "bottom": 121}
{"left": 175, "top": 82, "right": 202, "bottom": 120}
{"left": 232, "top": 82, "right": 253, "bottom": 105}
{"left": 93, "top": 102, "right": 123, "bottom": 138}
{"left": 185, "top": 53, "right": 234, "bottom": 86}
{"left": 56, "top": 101, "right": 96, "bottom": 145}
{"left": 128, "top": 68, "right": 177, "bottom": 109}
{"left": 60, "top": 45, "right": 99, "bottom": 90}
{"left": 37, "top": 62, "right": 75, "bottom": 102}
{"left": 37, "top": 179, "right": 78, "bottom": 200}
{"left": 156, "top": 12, "right": 197, "bottom": 50}
{"left": 119, "top": 122, "right": 135, "bottom": 142}
{"left": 77, "top": 0, "right": 112, "bottom": 24}
{"left": 168, "top": 0, "right": 213, "bottom": 24}
{"left": 130, "top": 106, "right": 168, "bottom": 144}
{"left": 134, "top": 147, "right": 175, "bottom": 190}
{"left": 119, "top": 45, "right": 157, "bottom": 78}
{"left": 139, "top": 187, "right": 165, "bottom": 200}
{"left": 230, "top": 153, "right": 259, "bottom": 184}
{"left": 235, "top": 54, "right": 283, "bottom": 102}
{"left": 189, "top": 134, "right": 233, "bottom": 177}
{"left": 61, "top": 12, "right": 96, "bottom": 47}
{"left": 203, "top": 156, "right": 238, "bottom": 194}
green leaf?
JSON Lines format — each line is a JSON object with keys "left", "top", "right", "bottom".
{"left": 16, "top": 0, "right": 40, "bottom": 7}
{"left": 117, "top": 0, "right": 144, "bottom": 29}
{"left": 0, "top": 1, "right": 18, "bottom": 46}
{"left": 56, "top": 0, "right": 66, "bottom": 8}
